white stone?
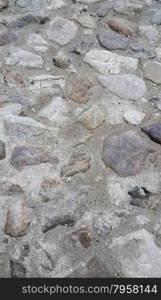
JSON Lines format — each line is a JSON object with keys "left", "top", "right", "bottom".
{"left": 39, "top": 97, "right": 70, "bottom": 127}
{"left": 0, "top": 103, "right": 22, "bottom": 116}
{"left": 28, "top": 34, "right": 48, "bottom": 53}
{"left": 47, "top": 17, "right": 77, "bottom": 46}
{"left": 110, "top": 229, "right": 161, "bottom": 277}
{"left": 84, "top": 49, "right": 138, "bottom": 75}
{"left": 29, "top": 75, "right": 65, "bottom": 95}
{"left": 6, "top": 48, "right": 43, "bottom": 69}
{"left": 123, "top": 110, "right": 145, "bottom": 125}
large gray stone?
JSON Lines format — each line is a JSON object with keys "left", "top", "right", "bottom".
{"left": 47, "top": 17, "right": 77, "bottom": 46}
{"left": 99, "top": 74, "right": 146, "bottom": 100}
{"left": 102, "top": 130, "right": 152, "bottom": 177}
{"left": 98, "top": 29, "right": 129, "bottom": 50}
{"left": 143, "top": 61, "right": 161, "bottom": 84}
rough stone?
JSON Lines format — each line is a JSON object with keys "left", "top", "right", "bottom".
{"left": 110, "top": 229, "right": 161, "bottom": 277}
{"left": 67, "top": 76, "right": 95, "bottom": 104}
{"left": 4, "top": 199, "right": 31, "bottom": 238}
{"left": 141, "top": 124, "right": 161, "bottom": 145}
{"left": 102, "top": 130, "right": 152, "bottom": 177}
{"left": 113, "top": 0, "right": 144, "bottom": 15}
{"left": 6, "top": 47, "right": 44, "bottom": 69}
{"left": 0, "top": 32, "right": 18, "bottom": 46}
{"left": 78, "top": 104, "right": 106, "bottom": 130}
{"left": 84, "top": 49, "right": 138, "bottom": 75}
{"left": 99, "top": 74, "right": 146, "bottom": 100}
{"left": 10, "top": 146, "right": 50, "bottom": 171}
{"left": 28, "top": 33, "right": 48, "bottom": 52}
{"left": 63, "top": 159, "right": 91, "bottom": 177}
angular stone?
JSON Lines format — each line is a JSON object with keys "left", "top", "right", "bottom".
{"left": 98, "top": 29, "right": 129, "bottom": 50}
{"left": 39, "top": 97, "right": 69, "bottom": 127}
{"left": 73, "top": 10, "right": 96, "bottom": 29}
{"left": 78, "top": 105, "right": 106, "bottom": 130}
{"left": 113, "top": 0, "right": 144, "bottom": 15}
{"left": 107, "top": 18, "right": 135, "bottom": 37}
{"left": 72, "top": 38, "right": 93, "bottom": 55}
{"left": 63, "top": 159, "right": 91, "bottom": 177}
{"left": 0, "top": 32, "right": 18, "bottom": 46}
{"left": 110, "top": 229, "right": 161, "bottom": 277}
{"left": 99, "top": 74, "right": 146, "bottom": 100}
{"left": 143, "top": 61, "right": 161, "bottom": 84}
{"left": 0, "top": 140, "right": 6, "bottom": 160}
{"left": 0, "top": 95, "right": 34, "bottom": 107}
{"left": 0, "top": 0, "right": 8, "bottom": 9}
{"left": 0, "top": 115, "right": 46, "bottom": 139}
{"left": 47, "top": 17, "right": 77, "bottom": 46}
{"left": 4, "top": 199, "right": 31, "bottom": 238}
{"left": 10, "top": 146, "right": 50, "bottom": 171}
{"left": 96, "top": 2, "right": 113, "bottom": 17}
{"left": 123, "top": 110, "right": 145, "bottom": 125}
{"left": 141, "top": 124, "right": 161, "bottom": 145}
{"left": 6, "top": 47, "right": 43, "bottom": 69}
{"left": 102, "top": 130, "right": 151, "bottom": 177}
{"left": 29, "top": 75, "right": 65, "bottom": 95}
{"left": 0, "top": 103, "right": 22, "bottom": 116}
{"left": 67, "top": 76, "right": 95, "bottom": 104}
{"left": 28, "top": 33, "right": 48, "bottom": 52}
{"left": 84, "top": 49, "right": 138, "bottom": 75}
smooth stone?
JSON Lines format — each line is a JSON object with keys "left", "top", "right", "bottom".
{"left": 98, "top": 29, "right": 129, "bottom": 50}
{"left": 0, "top": 31, "right": 18, "bottom": 46}
{"left": 10, "top": 146, "right": 50, "bottom": 171}
{"left": 3, "top": 13, "right": 49, "bottom": 28}
{"left": 6, "top": 47, "right": 44, "bottom": 69}
{"left": 141, "top": 124, "right": 161, "bottom": 145}
{"left": 107, "top": 18, "right": 135, "bottom": 37}
{"left": 0, "top": 140, "right": 6, "bottom": 160}
{"left": 99, "top": 74, "right": 146, "bottom": 100}
{"left": 0, "top": 103, "right": 22, "bottom": 116}
{"left": 78, "top": 104, "right": 106, "bottom": 130}
{"left": 148, "top": 9, "right": 161, "bottom": 25}
{"left": 47, "top": 17, "right": 77, "bottom": 46}
{"left": 84, "top": 49, "right": 138, "bottom": 75}
{"left": 123, "top": 110, "right": 145, "bottom": 125}
{"left": 113, "top": 0, "right": 144, "bottom": 15}
{"left": 96, "top": 2, "right": 113, "bottom": 17}
{"left": 102, "top": 130, "right": 151, "bottom": 177}
{"left": 15, "top": 0, "right": 45, "bottom": 9}
{"left": 143, "top": 61, "right": 161, "bottom": 84}
{"left": 4, "top": 199, "right": 31, "bottom": 238}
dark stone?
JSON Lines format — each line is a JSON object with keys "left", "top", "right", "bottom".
{"left": 42, "top": 215, "right": 75, "bottom": 233}
{"left": 10, "top": 146, "right": 50, "bottom": 170}
{"left": 129, "top": 46, "right": 155, "bottom": 59}
{"left": 10, "top": 260, "right": 26, "bottom": 278}
{"left": 96, "top": 2, "right": 113, "bottom": 17}
{"left": 128, "top": 186, "right": 152, "bottom": 208}
{"left": 0, "top": 140, "right": 6, "bottom": 160}
{"left": 102, "top": 130, "right": 152, "bottom": 177}
{"left": 0, "top": 31, "right": 18, "bottom": 46}
{"left": 141, "top": 124, "right": 161, "bottom": 145}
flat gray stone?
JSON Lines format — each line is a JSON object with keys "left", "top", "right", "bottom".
{"left": 99, "top": 74, "right": 146, "bottom": 100}
{"left": 47, "top": 17, "right": 77, "bottom": 46}
{"left": 98, "top": 29, "right": 129, "bottom": 50}
{"left": 143, "top": 61, "right": 161, "bottom": 84}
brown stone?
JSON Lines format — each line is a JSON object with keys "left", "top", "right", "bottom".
{"left": 0, "top": 0, "right": 8, "bottom": 10}
{"left": 67, "top": 76, "right": 95, "bottom": 104}
{"left": 107, "top": 18, "right": 135, "bottom": 37}
{"left": 63, "top": 159, "right": 91, "bottom": 177}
